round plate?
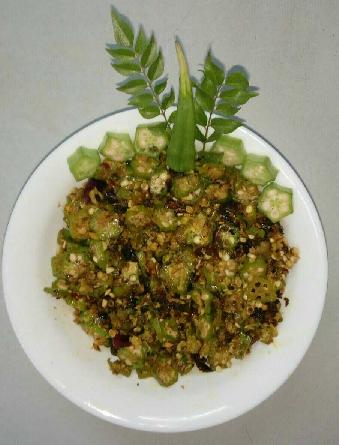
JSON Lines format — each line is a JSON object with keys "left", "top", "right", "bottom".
{"left": 2, "top": 109, "right": 327, "bottom": 432}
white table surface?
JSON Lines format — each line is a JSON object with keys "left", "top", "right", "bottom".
{"left": 1, "top": 1, "right": 338, "bottom": 443}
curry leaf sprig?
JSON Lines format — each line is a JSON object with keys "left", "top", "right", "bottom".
{"left": 107, "top": 6, "right": 175, "bottom": 125}
{"left": 193, "top": 52, "right": 258, "bottom": 150}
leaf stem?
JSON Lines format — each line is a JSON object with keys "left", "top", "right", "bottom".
{"left": 202, "top": 82, "right": 224, "bottom": 151}
{"left": 140, "top": 63, "right": 169, "bottom": 127}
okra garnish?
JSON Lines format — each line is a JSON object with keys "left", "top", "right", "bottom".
{"left": 67, "top": 147, "right": 100, "bottom": 181}
{"left": 258, "top": 183, "right": 293, "bottom": 222}
{"left": 166, "top": 41, "right": 196, "bottom": 172}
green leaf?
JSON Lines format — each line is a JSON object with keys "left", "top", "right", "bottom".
{"left": 110, "top": 6, "right": 134, "bottom": 47}
{"left": 154, "top": 78, "right": 167, "bottom": 94}
{"left": 148, "top": 51, "right": 164, "bottom": 80}
{"left": 206, "top": 132, "right": 218, "bottom": 143}
{"left": 211, "top": 117, "right": 242, "bottom": 133}
{"left": 106, "top": 46, "right": 135, "bottom": 60}
{"left": 111, "top": 61, "right": 141, "bottom": 75}
{"left": 215, "top": 101, "right": 239, "bottom": 115}
{"left": 117, "top": 78, "right": 147, "bottom": 94}
{"left": 200, "top": 76, "right": 217, "bottom": 97}
{"left": 225, "top": 71, "right": 249, "bottom": 89}
{"left": 129, "top": 92, "right": 154, "bottom": 107}
{"left": 195, "top": 126, "right": 206, "bottom": 143}
{"left": 205, "top": 51, "right": 224, "bottom": 85}
{"left": 207, "top": 131, "right": 221, "bottom": 142}
{"left": 168, "top": 110, "right": 177, "bottom": 124}
{"left": 141, "top": 34, "right": 157, "bottom": 67}
{"left": 135, "top": 26, "right": 147, "bottom": 54}
{"left": 161, "top": 88, "right": 175, "bottom": 109}
{"left": 138, "top": 104, "right": 160, "bottom": 119}
{"left": 194, "top": 101, "right": 207, "bottom": 126}
{"left": 220, "top": 88, "right": 258, "bottom": 105}
{"left": 195, "top": 86, "right": 214, "bottom": 112}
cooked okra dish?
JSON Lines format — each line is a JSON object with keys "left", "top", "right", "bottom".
{"left": 45, "top": 7, "right": 299, "bottom": 386}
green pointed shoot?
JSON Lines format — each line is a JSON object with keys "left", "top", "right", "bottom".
{"left": 166, "top": 40, "right": 196, "bottom": 172}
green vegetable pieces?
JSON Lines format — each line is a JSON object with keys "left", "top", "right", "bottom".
{"left": 67, "top": 147, "right": 100, "bottom": 181}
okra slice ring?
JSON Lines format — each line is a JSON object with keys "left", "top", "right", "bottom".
{"left": 134, "top": 122, "right": 169, "bottom": 156}
{"left": 99, "top": 132, "right": 135, "bottom": 161}
{"left": 212, "top": 134, "right": 246, "bottom": 166}
{"left": 241, "top": 153, "right": 278, "bottom": 185}
{"left": 258, "top": 182, "right": 293, "bottom": 222}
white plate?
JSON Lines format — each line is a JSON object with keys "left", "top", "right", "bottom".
{"left": 2, "top": 109, "right": 327, "bottom": 432}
